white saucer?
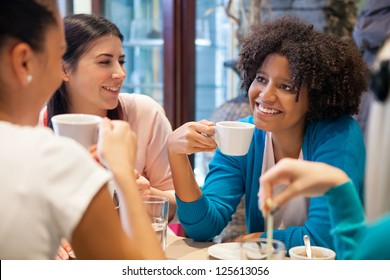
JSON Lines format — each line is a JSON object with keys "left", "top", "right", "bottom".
{"left": 207, "top": 242, "right": 241, "bottom": 260}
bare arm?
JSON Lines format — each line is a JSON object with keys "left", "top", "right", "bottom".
{"left": 71, "top": 186, "right": 146, "bottom": 259}
{"left": 71, "top": 119, "right": 165, "bottom": 259}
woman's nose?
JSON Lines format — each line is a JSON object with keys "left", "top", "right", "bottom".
{"left": 112, "top": 64, "right": 126, "bottom": 80}
{"left": 259, "top": 83, "right": 276, "bottom": 102}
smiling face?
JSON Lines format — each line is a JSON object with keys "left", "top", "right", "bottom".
{"left": 64, "top": 35, "right": 125, "bottom": 116}
{"left": 248, "top": 54, "right": 309, "bottom": 136}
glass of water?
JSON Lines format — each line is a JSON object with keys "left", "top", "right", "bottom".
{"left": 142, "top": 196, "right": 169, "bottom": 251}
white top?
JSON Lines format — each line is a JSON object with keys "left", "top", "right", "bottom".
{"left": 260, "top": 132, "right": 308, "bottom": 229}
{"left": 0, "top": 122, "right": 110, "bottom": 259}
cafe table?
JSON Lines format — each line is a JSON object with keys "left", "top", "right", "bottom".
{"left": 165, "top": 228, "right": 290, "bottom": 260}
{"left": 165, "top": 228, "right": 215, "bottom": 260}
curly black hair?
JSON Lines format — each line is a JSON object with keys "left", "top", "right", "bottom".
{"left": 238, "top": 16, "right": 369, "bottom": 121}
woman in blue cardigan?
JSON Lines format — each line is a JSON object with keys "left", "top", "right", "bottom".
{"left": 167, "top": 16, "right": 369, "bottom": 251}
{"left": 256, "top": 36, "right": 389, "bottom": 260}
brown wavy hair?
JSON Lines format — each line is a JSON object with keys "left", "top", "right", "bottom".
{"left": 238, "top": 16, "right": 369, "bottom": 121}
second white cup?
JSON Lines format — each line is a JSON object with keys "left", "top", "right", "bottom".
{"left": 51, "top": 113, "right": 102, "bottom": 149}
{"left": 214, "top": 121, "right": 255, "bottom": 156}
{"left": 289, "top": 246, "right": 336, "bottom": 260}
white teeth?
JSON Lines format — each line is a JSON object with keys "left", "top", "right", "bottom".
{"left": 104, "top": 86, "right": 119, "bottom": 91}
{"left": 258, "top": 103, "right": 281, "bottom": 114}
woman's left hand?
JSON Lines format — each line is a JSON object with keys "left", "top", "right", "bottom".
{"left": 134, "top": 169, "right": 152, "bottom": 196}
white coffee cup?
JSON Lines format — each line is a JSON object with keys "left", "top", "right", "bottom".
{"left": 214, "top": 121, "right": 255, "bottom": 156}
{"left": 289, "top": 246, "right": 336, "bottom": 260}
{"left": 51, "top": 113, "right": 102, "bottom": 149}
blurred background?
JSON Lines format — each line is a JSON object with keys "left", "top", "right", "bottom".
{"left": 57, "top": 0, "right": 368, "bottom": 185}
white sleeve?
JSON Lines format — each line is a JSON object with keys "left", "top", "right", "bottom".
{"left": 38, "top": 135, "right": 111, "bottom": 240}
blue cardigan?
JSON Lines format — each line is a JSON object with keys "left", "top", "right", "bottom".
{"left": 176, "top": 115, "right": 365, "bottom": 250}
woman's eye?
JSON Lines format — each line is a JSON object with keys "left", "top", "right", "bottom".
{"left": 280, "top": 84, "right": 293, "bottom": 92}
{"left": 99, "top": 61, "right": 110, "bottom": 65}
{"left": 256, "top": 76, "right": 266, "bottom": 83}
{"left": 119, "top": 60, "right": 126, "bottom": 65}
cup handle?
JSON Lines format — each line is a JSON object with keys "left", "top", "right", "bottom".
{"left": 201, "top": 126, "right": 219, "bottom": 146}
{"left": 213, "top": 128, "right": 220, "bottom": 147}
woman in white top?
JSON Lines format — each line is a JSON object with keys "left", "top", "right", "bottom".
{"left": 0, "top": 0, "right": 164, "bottom": 260}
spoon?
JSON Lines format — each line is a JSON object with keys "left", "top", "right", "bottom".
{"left": 303, "top": 235, "right": 312, "bottom": 259}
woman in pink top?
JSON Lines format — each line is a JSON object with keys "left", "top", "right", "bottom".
{"left": 41, "top": 14, "right": 176, "bottom": 259}
{"left": 41, "top": 14, "right": 175, "bottom": 218}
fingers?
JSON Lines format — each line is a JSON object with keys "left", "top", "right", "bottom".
{"left": 133, "top": 169, "right": 140, "bottom": 179}
{"left": 55, "top": 246, "right": 69, "bottom": 260}
{"left": 60, "top": 238, "right": 72, "bottom": 252}
{"left": 55, "top": 239, "right": 72, "bottom": 260}
{"left": 89, "top": 144, "right": 97, "bottom": 154}
{"left": 110, "top": 119, "right": 130, "bottom": 134}
{"left": 99, "top": 117, "right": 111, "bottom": 136}
{"left": 259, "top": 158, "right": 300, "bottom": 215}
{"left": 198, "top": 119, "right": 215, "bottom": 126}
{"left": 97, "top": 118, "right": 137, "bottom": 169}
{"left": 89, "top": 144, "right": 103, "bottom": 165}
{"left": 169, "top": 121, "right": 218, "bottom": 154}
{"left": 189, "top": 122, "right": 217, "bottom": 150}
{"left": 259, "top": 158, "right": 344, "bottom": 215}
{"left": 270, "top": 184, "right": 300, "bottom": 209}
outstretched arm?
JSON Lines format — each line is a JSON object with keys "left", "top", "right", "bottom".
{"left": 71, "top": 119, "right": 165, "bottom": 259}
{"left": 259, "top": 158, "right": 349, "bottom": 214}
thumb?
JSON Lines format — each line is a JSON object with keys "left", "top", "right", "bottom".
{"left": 97, "top": 118, "right": 111, "bottom": 169}
{"left": 99, "top": 117, "right": 111, "bottom": 137}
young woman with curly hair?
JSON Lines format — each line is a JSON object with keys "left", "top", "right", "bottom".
{"left": 167, "top": 16, "right": 369, "bottom": 252}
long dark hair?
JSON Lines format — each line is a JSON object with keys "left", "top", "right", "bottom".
{"left": 46, "top": 14, "right": 124, "bottom": 128}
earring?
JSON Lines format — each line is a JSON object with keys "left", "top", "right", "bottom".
{"left": 26, "top": 74, "right": 33, "bottom": 83}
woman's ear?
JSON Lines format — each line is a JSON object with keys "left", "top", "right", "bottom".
{"left": 11, "top": 42, "right": 35, "bottom": 86}
{"left": 62, "top": 61, "right": 70, "bottom": 82}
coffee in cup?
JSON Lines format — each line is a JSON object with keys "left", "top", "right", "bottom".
{"left": 289, "top": 245, "right": 336, "bottom": 260}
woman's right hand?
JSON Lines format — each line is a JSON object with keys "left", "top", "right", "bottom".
{"left": 167, "top": 120, "right": 217, "bottom": 155}
{"left": 97, "top": 118, "right": 137, "bottom": 172}
{"left": 259, "top": 158, "right": 350, "bottom": 215}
